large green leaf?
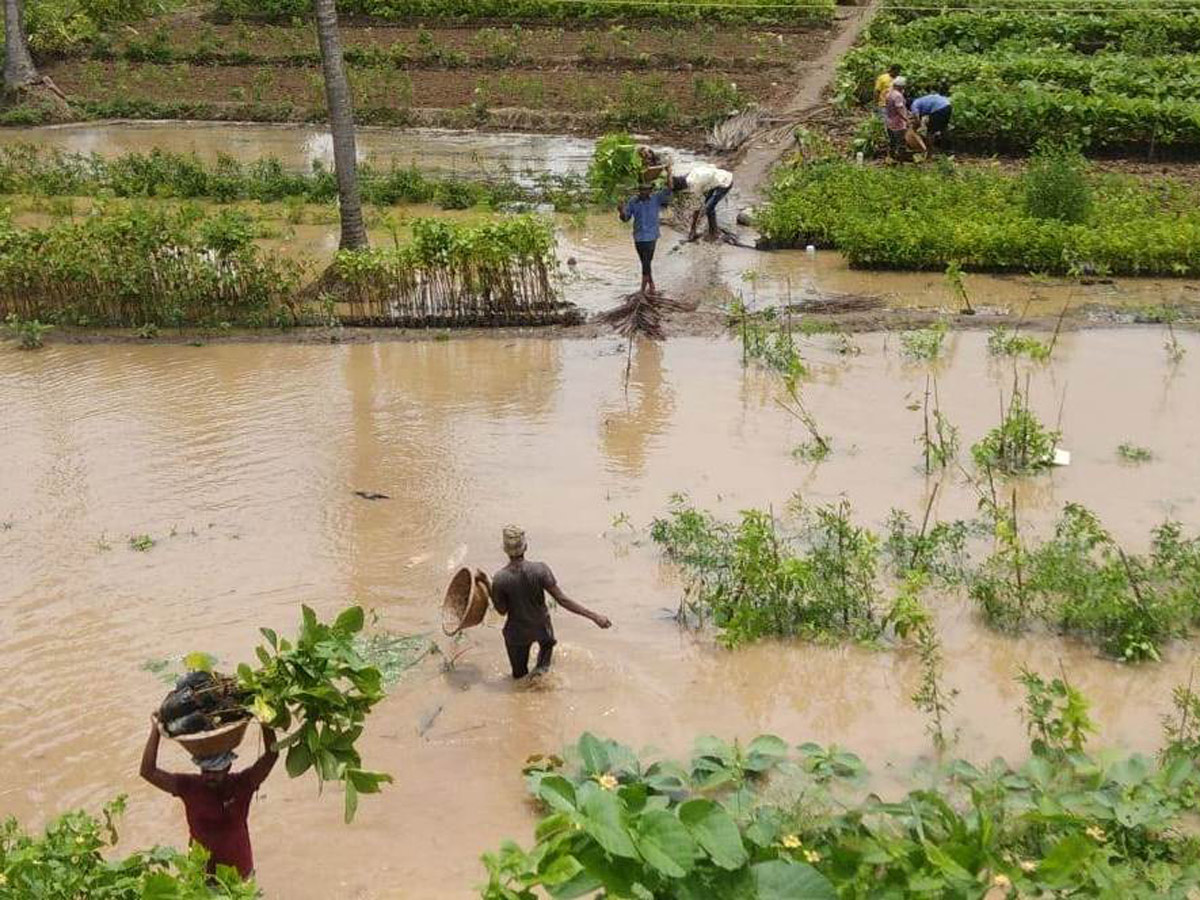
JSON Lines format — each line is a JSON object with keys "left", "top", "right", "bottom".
{"left": 634, "top": 809, "right": 696, "bottom": 878}
{"left": 577, "top": 782, "right": 637, "bottom": 859}
{"left": 334, "top": 606, "right": 365, "bottom": 634}
{"left": 678, "top": 799, "right": 748, "bottom": 870}
{"left": 578, "top": 733, "right": 611, "bottom": 776}
{"left": 537, "top": 776, "right": 579, "bottom": 815}
{"left": 751, "top": 861, "right": 837, "bottom": 900}
{"left": 744, "top": 734, "right": 789, "bottom": 772}
{"left": 285, "top": 743, "right": 313, "bottom": 778}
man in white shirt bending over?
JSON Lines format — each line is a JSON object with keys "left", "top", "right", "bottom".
{"left": 672, "top": 164, "right": 734, "bottom": 242}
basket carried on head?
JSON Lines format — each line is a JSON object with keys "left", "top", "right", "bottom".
{"left": 161, "top": 717, "right": 251, "bottom": 759}
{"left": 442, "top": 567, "right": 491, "bottom": 636}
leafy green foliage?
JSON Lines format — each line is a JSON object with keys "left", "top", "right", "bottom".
{"left": 1023, "top": 144, "right": 1093, "bottom": 225}
{"left": 970, "top": 382, "right": 1060, "bottom": 475}
{"left": 0, "top": 145, "right": 588, "bottom": 212}
{"left": 650, "top": 496, "right": 882, "bottom": 647}
{"left": 333, "top": 216, "right": 571, "bottom": 327}
{"left": 971, "top": 504, "right": 1200, "bottom": 660}
{"left": 899, "top": 322, "right": 948, "bottom": 360}
{"left": 1117, "top": 442, "right": 1155, "bottom": 464}
{"left": 1018, "top": 667, "right": 1096, "bottom": 757}
{"left": 214, "top": 0, "right": 835, "bottom": 25}
{"left": 0, "top": 796, "right": 259, "bottom": 898}
{"left": 235, "top": 606, "right": 392, "bottom": 823}
{"left": 25, "top": 0, "right": 165, "bottom": 54}
{"left": 759, "top": 160, "right": 1200, "bottom": 275}
{"left": 884, "top": 509, "right": 968, "bottom": 584}
{"left": 987, "top": 327, "right": 1051, "bottom": 361}
{"left": 3, "top": 313, "right": 52, "bottom": 350}
{"left": 0, "top": 204, "right": 301, "bottom": 329}
{"left": 587, "top": 133, "right": 644, "bottom": 204}
{"left": 484, "top": 713, "right": 1200, "bottom": 900}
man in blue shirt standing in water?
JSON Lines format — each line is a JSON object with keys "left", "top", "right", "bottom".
{"left": 910, "top": 92, "right": 952, "bottom": 153}
{"left": 618, "top": 182, "right": 672, "bottom": 296}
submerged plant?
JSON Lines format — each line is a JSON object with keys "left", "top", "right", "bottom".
{"left": 1018, "top": 667, "right": 1095, "bottom": 757}
{"left": 4, "top": 313, "right": 52, "bottom": 349}
{"left": 917, "top": 375, "right": 958, "bottom": 473}
{"left": 899, "top": 321, "right": 948, "bottom": 360}
{"left": 1117, "top": 442, "right": 1154, "bottom": 464}
{"left": 971, "top": 503, "right": 1200, "bottom": 661}
{"left": 650, "top": 496, "right": 880, "bottom": 647}
{"left": 971, "top": 377, "right": 1060, "bottom": 474}
{"left": 987, "top": 327, "right": 1051, "bottom": 361}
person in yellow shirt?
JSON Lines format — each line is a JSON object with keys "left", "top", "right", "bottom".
{"left": 875, "top": 64, "right": 901, "bottom": 123}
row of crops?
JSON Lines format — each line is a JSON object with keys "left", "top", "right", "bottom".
{"left": 214, "top": 0, "right": 836, "bottom": 24}
{"left": 838, "top": 0, "right": 1200, "bottom": 154}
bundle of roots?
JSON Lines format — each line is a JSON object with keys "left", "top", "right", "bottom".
{"left": 596, "top": 291, "right": 698, "bottom": 341}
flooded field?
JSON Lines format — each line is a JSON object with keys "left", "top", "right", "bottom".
{"left": 0, "top": 121, "right": 705, "bottom": 183}
{"left": 2, "top": 329, "right": 1198, "bottom": 897}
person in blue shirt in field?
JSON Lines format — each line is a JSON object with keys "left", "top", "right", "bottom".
{"left": 910, "top": 92, "right": 952, "bottom": 153}
{"left": 618, "top": 181, "right": 672, "bottom": 296}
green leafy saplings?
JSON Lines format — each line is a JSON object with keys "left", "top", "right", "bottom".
{"left": 970, "top": 504, "right": 1200, "bottom": 660}
{"left": 1023, "top": 144, "right": 1093, "bottom": 225}
{"left": 970, "top": 379, "right": 1061, "bottom": 474}
{"left": 236, "top": 605, "right": 392, "bottom": 823}
{"left": 650, "top": 496, "right": 881, "bottom": 646}
{"left": 3, "top": 313, "right": 53, "bottom": 349}
{"left": 0, "top": 796, "right": 259, "bottom": 898}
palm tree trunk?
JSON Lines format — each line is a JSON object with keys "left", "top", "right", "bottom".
{"left": 313, "top": 0, "right": 367, "bottom": 250}
{"left": 4, "top": 0, "right": 39, "bottom": 90}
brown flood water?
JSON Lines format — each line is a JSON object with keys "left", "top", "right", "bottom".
{"left": 0, "top": 121, "right": 705, "bottom": 185}
{"left": 2, "top": 330, "right": 1199, "bottom": 897}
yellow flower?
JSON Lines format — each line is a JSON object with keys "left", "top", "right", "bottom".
{"left": 0, "top": 874, "right": 7, "bottom": 886}
{"left": 1019, "top": 860, "right": 1037, "bottom": 873}
{"left": 1085, "top": 825, "right": 1107, "bottom": 842}
{"left": 781, "top": 834, "right": 802, "bottom": 849}
{"left": 596, "top": 774, "right": 619, "bottom": 791}
{"left": 992, "top": 873, "right": 1011, "bottom": 889}
{"left": 804, "top": 849, "right": 821, "bottom": 863}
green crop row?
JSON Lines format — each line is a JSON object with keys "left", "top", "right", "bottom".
{"left": 879, "top": 0, "right": 1200, "bottom": 24}
{"left": 215, "top": 0, "right": 835, "bottom": 25}
{"left": 838, "top": 47, "right": 1200, "bottom": 106}
{"left": 757, "top": 160, "right": 1200, "bottom": 275}
{"left": 0, "top": 144, "right": 590, "bottom": 210}
{"left": 866, "top": 10, "right": 1200, "bottom": 55}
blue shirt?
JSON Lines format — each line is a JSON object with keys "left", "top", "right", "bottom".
{"left": 911, "top": 94, "right": 951, "bottom": 116}
{"left": 621, "top": 190, "right": 671, "bottom": 243}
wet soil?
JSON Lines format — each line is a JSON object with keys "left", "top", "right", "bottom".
{"left": 2, "top": 331, "right": 1199, "bottom": 898}
{"left": 46, "top": 59, "right": 785, "bottom": 139}
{"left": 108, "top": 19, "right": 822, "bottom": 71}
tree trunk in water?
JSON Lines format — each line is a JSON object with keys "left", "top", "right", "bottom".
{"left": 4, "top": 0, "right": 39, "bottom": 90}
{"left": 313, "top": 0, "right": 367, "bottom": 250}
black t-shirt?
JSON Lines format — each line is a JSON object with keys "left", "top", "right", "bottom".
{"left": 491, "top": 559, "right": 556, "bottom": 644}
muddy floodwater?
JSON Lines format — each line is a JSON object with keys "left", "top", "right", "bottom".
{"left": 2, "top": 330, "right": 1199, "bottom": 897}
{"left": 0, "top": 121, "right": 704, "bottom": 184}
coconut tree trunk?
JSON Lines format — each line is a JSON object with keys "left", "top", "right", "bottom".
{"left": 313, "top": 0, "right": 367, "bottom": 250}
{"left": 4, "top": 0, "right": 39, "bottom": 91}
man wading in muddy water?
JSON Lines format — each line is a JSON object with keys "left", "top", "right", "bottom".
{"left": 491, "top": 525, "right": 611, "bottom": 679}
{"left": 140, "top": 717, "right": 278, "bottom": 878}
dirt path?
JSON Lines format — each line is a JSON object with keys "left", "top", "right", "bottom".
{"left": 731, "top": 0, "right": 881, "bottom": 205}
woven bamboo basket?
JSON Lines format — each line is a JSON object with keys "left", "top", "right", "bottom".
{"left": 161, "top": 717, "right": 251, "bottom": 759}
{"left": 442, "top": 567, "right": 491, "bottom": 635}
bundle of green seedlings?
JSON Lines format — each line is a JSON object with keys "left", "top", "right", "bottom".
{"left": 172, "top": 605, "right": 391, "bottom": 822}
{"left": 0, "top": 204, "right": 302, "bottom": 329}
{"left": 332, "top": 215, "right": 577, "bottom": 327}
{"left": 971, "top": 502, "right": 1200, "bottom": 661}
{"left": 0, "top": 797, "right": 258, "bottom": 897}
{"left": 0, "top": 144, "right": 589, "bottom": 212}
{"left": 482, "top": 670, "right": 1200, "bottom": 898}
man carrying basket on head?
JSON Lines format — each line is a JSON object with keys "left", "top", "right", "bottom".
{"left": 141, "top": 717, "right": 278, "bottom": 879}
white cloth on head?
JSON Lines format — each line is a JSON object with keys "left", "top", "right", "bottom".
{"left": 685, "top": 164, "right": 733, "bottom": 194}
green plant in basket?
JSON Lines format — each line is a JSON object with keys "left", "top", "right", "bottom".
{"left": 235, "top": 605, "right": 392, "bottom": 822}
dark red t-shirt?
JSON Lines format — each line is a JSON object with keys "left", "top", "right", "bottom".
{"left": 171, "top": 767, "right": 267, "bottom": 877}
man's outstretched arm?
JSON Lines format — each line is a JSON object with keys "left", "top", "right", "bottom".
{"left": 140, "top": 717, "right": 181, "bottom": 795}
{"left": 547, "top": 582, "right": 611, "bottom": 629}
